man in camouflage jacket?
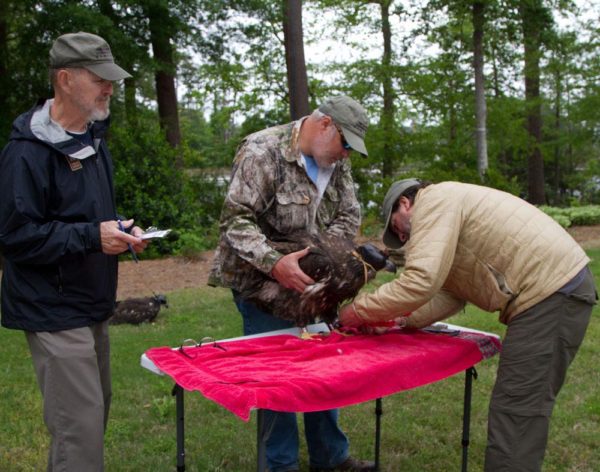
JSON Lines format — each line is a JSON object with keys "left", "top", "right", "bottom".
{"left": 209, "top": 96, "right": 375, "bottom": 472}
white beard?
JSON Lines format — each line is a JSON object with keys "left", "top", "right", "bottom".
{"left": 312, "top": 126, "right": 338, "bottom": 168}
{"left": 89, "top": 99, "right": 111, "bottom": 122}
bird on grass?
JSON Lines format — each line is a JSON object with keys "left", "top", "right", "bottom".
{"left": 109, "top": 294, "right": 168, "bottom": 325}
{"left": 240, "top": 232, "right": 395, "bottom": 327}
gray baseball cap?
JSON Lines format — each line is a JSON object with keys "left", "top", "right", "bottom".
{"left": 50, "top": 32, "right": 132, "bottom": 81}
{"left": 382, "top": 178, "right": 421, "bottom": 248}
{"left": 319, "top": 96, "right": 369, "bottom": 156}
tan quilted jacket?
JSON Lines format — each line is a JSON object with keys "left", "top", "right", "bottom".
{"left": 353, "top": 182, "right": 590, "bottom": 327}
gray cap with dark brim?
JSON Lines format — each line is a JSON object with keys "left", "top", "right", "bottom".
{"left": 83, "top": 62, "right": 131, "bottom": 81}
{"left": 319, "top": 95, "right": 369, "bottom": 156}
{"left": 50, "top": 32, "right": 132, "bottom": 81}
{"left": 382, "top": 178, "right": 421, "bottom": 249}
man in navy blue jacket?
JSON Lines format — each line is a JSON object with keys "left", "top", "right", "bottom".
{"left": 0, "top": 32, "right": 146, "bottom": 471}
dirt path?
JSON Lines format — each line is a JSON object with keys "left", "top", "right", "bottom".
{"left": 117, "top": 251, "right": 215, "bottom": 300}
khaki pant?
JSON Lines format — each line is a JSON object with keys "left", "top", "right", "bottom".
{"left": 26, "top": 320, "right": 111, "bottom": 472}
{"left": 484, "top": 269, "right": 596, "bottom": 471}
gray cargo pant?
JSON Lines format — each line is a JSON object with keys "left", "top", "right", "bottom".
{"left": 484, "top": 268, "right": 596, "bottom": 472}
{"left": 26, "top": 320, "right": 111, "bottom": 472}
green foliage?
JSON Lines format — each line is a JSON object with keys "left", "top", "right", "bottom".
{"left": 112, "top": 120, "right": 185, "bottom": 226}
{"left": 359, "top": 212, "right": 383, "bottom": 238}
{"left": 179, "top": 105, "right": 289, "bottom": 171}
{"left": 179, "top": 107, "right": 241, "bottom": 169}
{"left": 172, "top": 231, "right": 212, "bottom": 259}
{"left": 479, "top": 168, "right": 522, "bottom": 196}
{"left": 111, "top": 116, "right": 226, "bottom": 259}
{"left": 170, "top": 171, "right": 225, "bottom": 258}
{"left": 539, "top": 205, "right": 600, "bottom": 228}
{"left": 568, "top": 206, "right": 600, "bottom": 226}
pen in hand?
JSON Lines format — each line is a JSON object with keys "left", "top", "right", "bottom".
{"left": 117, "top": 219, "right": 139, "bottom": 263}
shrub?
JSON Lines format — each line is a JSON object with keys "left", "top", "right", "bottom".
{"left": 539, "top": 205, "right": 600, "bottom": 228}
{"left": 109, "top": 119, "right": 222, "bottom": 258}
{"left": 568, "top": 206, "right": 600, "bottom": 226}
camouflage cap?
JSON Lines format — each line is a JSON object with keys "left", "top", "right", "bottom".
{"left": 319, "top": 96, "right": 369, "bottom": 156}
{"left": 382, "top": 178, "right": 421, "bottom": 249}
{"left": 50, "top": 32, "right": 131, "bottom": 81}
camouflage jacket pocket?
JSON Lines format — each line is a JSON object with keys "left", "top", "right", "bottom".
{"left": 272, "top": 191, "right": 312, "bottom": 233}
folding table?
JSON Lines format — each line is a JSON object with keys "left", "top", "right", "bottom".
{"left": 141, "top": 322, "right": 501, "bottom": 471}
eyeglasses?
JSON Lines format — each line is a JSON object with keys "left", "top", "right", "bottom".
{"left": 333, "top": 122, "right": 352, "bottom": 151}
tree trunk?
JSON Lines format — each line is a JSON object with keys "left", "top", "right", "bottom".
{"left": 146, "top": 1, "right": 182, "bottom": 158}
{"left": 473, "top": 1, "right": 488, "bottom": 180}
{"left": 0, "top": 0, "right": 8, "bottom": 269}
{"left": 0, "top": 0, "right": 9, "bottom": 134}
{"left": 490, "top": 45, "right": 501, "bottom": 98}
{"left": 520, "top": 0, "right": 546, "bottom": 204}
{"left": 0, "top": 0, "right": 7, "bottom": 84}
{"left": 380, "top": 0, "right": 395, "bottom": 178}
{"left": 448, "top": 75, "right": 457, "bottom": 144}
{"left": 283, "top": 0, "right": 309, "bottom": 120}
{"left": 554, "top": 62, "right": 563, "bottom": 205}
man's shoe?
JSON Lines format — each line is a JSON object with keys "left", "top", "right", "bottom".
{"left": 309, "top": 456, "right": 377, "bottom": 471}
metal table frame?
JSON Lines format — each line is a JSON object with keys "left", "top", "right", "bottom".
{"left": 170, "top": 367, "right": 479, "bottom": 472}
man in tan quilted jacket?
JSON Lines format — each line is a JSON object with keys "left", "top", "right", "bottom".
{"left": 339, "top": 179, "right": 597, "bottom": 472}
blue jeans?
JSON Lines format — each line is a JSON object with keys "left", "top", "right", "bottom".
{"left": 233, "top": 292, "right": 350, "bottom": 472}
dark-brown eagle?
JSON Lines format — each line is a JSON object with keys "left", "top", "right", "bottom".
{"left": 239, "top": 232, "right": 395, "bottom": 327}
{"left": 109, "top": 294, "right": 168, "bottom": 325}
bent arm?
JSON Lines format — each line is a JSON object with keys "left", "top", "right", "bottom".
{"left": 403, "top": 290, "right": 466, "bottom": 328}
{"left": 351, "top": 194, "right": 464, "bottom": 324}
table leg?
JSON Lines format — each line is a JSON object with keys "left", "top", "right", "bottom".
{"left": 172, "top": 383, "right": 186, "bottom": 472}
{"left": 461, "top": 367, "right": 478, "bottom": 472}
{"left": 374, "top": 398, "right": 382, "bottom": 471}
{"left": 257, "top": 409, "right": 267, "bottom": 472}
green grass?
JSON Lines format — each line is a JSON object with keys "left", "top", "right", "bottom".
{"left": 1, "top": 250, "right": 599, "bottom": 471}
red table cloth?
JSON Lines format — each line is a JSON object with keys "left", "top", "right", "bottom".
{"left": 145, "top": 329, "right": 501, "bottom": 421}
